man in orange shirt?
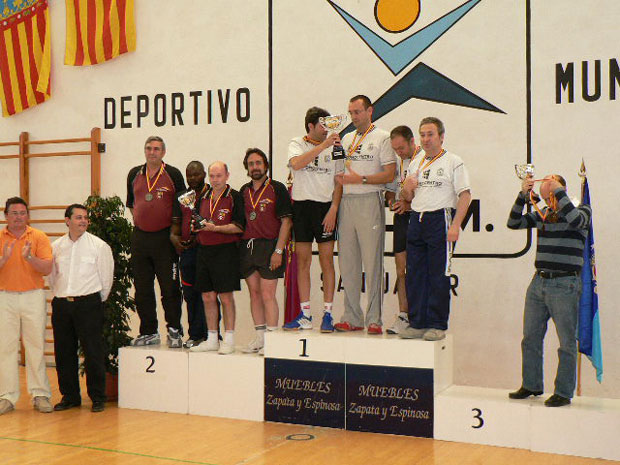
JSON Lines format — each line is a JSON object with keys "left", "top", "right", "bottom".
{"left": 0, "top": 197, "right": 53, "bottom": 415}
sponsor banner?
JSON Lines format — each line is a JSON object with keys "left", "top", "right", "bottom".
{"left": 346, "top": 364, "right": 434, "bottom": 437}
{"left": 264, "top": 358, "right": 345, "bottom": 428}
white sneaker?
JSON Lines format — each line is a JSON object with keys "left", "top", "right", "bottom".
{"left": 387, "top": 314, "right": 409, "bottom": 335}
{"left": 258, "top": 347, "right": 265, "bottom": 356}
{"left": 241, "top": 336, "right": 264, "bottom": 354}
{"left": 218, "top": 341, "right": 235, "bottom": 355}
{"left": 33, "top": 396, "right": 53, "bottom": 413}
{"left": 190, "top": 338, "right": 219, "bottom": 352}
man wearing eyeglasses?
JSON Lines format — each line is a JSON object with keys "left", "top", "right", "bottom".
{"left": 0, "top": 197, "right": 53, "bottom": 415}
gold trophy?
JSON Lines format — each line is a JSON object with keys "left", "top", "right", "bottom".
{"left": 319, "top": 114, "right": 348, "bottom": 161}
{"left": 177, "top": 190, "right": 209, "bottom": 229}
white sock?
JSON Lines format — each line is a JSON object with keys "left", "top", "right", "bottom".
{"left": 207, "top": 330, "right": 218, "bottom": 340}
{"left": 255, "top": 325, "right": 266, "bottom": 343}
{"left": 300, "top": 301, "right": 311, "bottom": 317}
{"left": 399, "top": 312, "right": 408, "bottom": 319}
{"left": 324, "top": 302, "right": 333, "bottom": 314}
{"left": 224, "top": 330, "right": 234, "bottom": 345}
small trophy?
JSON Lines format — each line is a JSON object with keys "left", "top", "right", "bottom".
{"left": 319, "top": 114, "right": 348, "bottom": 160}
{"left": 514, "top": 163, "right": 535, "bottom": 180}
{"left": 177, "top": 190, "right": 209, "bottom": 229}
{"left": 514, "top": 163, "right": 541, "bottom": 204}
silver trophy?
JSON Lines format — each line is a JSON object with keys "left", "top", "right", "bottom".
{"left": 514, "top": 163, "right": 535, "bottom": 180}
{"left": 514, "top": 164, "right": 540, "bottom": 203}
{"left": 177, "top": 190, "right": 209, "bottom": 229}
{"left": 319, "top": 114, "right": 348, "bottom": 160}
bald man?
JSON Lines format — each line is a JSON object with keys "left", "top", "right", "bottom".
{"left": 507, "top": 174, "right": 591, "bottom": 407}
{"left": 189, "top": 162, "right": 245, "bottom": 355}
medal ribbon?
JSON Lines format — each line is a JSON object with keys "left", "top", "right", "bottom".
{"left": 417, "top": 149, "right": 445, "bottom": 173}
{"left": 146, "top": 163, "right": 165, "bottom": 193}
{"left": 347, "top": 124, "right": 374, "bottom": 158}
{"left": 530, "top": 189, "right": 558, "bottom": 222}
{"left": 303, "top": 136, "right": 321, "bottom": 146}
{"left": 249, "top": 179, "right": 271, "bottom": 212}
{"left": 209, "top": 186, "right": 227, "bottom": 221}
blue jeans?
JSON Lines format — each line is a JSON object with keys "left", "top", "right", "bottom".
{"left": 521, "top": 273, "right": 581, "bottom": 399}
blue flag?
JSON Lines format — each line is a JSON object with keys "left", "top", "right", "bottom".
{"left": 578, "top": 175, "right": 603, "bottom": 382}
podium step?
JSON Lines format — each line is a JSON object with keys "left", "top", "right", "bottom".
{"left": 435, "top": 385, "right": 620, "bottom": 461}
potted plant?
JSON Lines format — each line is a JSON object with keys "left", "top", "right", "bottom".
{"left": 84, "top": 194, "right": 135, "bottom": 400}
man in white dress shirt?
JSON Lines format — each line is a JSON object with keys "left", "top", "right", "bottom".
{"left": 49, "top": 204, "right": 114, "bottom": 413}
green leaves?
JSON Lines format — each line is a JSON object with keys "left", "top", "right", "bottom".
{"left": 85, "top": 195, "right": 135, "bottom": 375}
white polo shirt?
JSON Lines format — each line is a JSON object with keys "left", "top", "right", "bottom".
{"left": 405, "top": 150, "right": 470, "bottom": 212}
{"left": 341, "top": 126, "right": 397, "bottom": 195}
{"left": 288, "top": 136, "right": 337, "bottom": 203}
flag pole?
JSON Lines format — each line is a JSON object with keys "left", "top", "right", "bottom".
{"left": 576, "top": 159, "right": 587, "bottom": 397}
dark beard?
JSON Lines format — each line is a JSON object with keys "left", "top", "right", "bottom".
{"left": 250, "top": 170, "right": 265, "bottom": 180}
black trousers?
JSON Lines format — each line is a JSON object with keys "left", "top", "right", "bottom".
{"left": 131, "top": 228, "right": 182, "bottom": 335}
{"left": 52, "top": 294, "right": 106, "bottom": 403}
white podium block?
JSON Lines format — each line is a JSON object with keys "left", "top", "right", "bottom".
{"left": 188, "top": 351, "right": 264, "bottom": 421}
{"left": 434, "top": 385, "right": 531, "bottom": 449}
{"left": 118, "top": 346, "right": 189, "bottom": 414}
{"left": 530, "top": 395, "right": 620, "bottom": 461}
{"left": 264, "top": 329, "right": 346, "bottom": 363}
{"left": 344, "top": 334, "right": 453, "bottom": 395}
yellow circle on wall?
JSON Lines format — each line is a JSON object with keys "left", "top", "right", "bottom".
{"left": 374, "top": 0, "right": 421, "bottom": 33}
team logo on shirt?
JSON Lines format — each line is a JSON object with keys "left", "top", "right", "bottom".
{"left": 422, "top": 169, "right": 430, "bottom": 180}
{"left": 437, "top": 168, "right": 444, "bottom": 176}
{"left": 217, "top": 208, "right": 230, "bottom": 221}
{"left": 259, "top": 198, "right": 273, "bottom": 212}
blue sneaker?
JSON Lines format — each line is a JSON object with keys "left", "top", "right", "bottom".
{"left": 320, "top": 313, "right": 334, "bottom": 333}
{"left": 283, "top": 313, "right": 312, "bottom": 331}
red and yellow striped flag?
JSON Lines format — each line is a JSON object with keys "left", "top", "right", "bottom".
{"left": 65, "top": 0, "right": 136, "bottom": 66}
{"left": 0, "top": 0, "right": 51, "bottom": 117}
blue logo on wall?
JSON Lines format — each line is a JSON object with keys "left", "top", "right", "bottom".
{"left": 328, "top": 0, "right": 504, "bottom": 134}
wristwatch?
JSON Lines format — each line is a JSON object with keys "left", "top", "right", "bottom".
{"left": 362, "top": 176, "right": 368, "bottom": 184}
{"left": 274, "top": 248, "right": 283, "bottom": 255}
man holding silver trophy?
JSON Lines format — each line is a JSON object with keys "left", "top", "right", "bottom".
{"left": 283, "top": 107, "right": 343, "bottom": 332}
{"left": 507, "top": 169, "right": 591, "bottom": 407}
{"left": 399, "top": 117, "right": 471, "bottom": 342}
{"left": 334, "top": 95, "right": 397, "bottom": 335}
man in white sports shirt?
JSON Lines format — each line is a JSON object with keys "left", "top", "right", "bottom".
{"left": 284, "top": 107, "right": 343, "bottom": 332}
{"left": 400, "top": 117, "right": 471, "bottom": 341}
{"left": 384, "top": 125, "right": 419, "bottom": 335}
{"left": 334, "top": 95, "right": 397, "bottom": 335}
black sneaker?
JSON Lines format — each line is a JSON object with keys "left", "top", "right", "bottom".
{"left": 544, "top": 394, "right": 571, "bottom": 407}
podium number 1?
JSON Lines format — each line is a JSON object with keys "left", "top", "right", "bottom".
{"left": 299, "top": 339, "right": 309, "bottom": 357}
{"left": 145, "top": 356, "right": 155, "bottom": 373}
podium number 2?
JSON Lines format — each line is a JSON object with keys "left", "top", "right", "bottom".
{"left": 145, "top": 356, "right": 155, "bottom": 373}
{"left": 299, "top": 339, "right": 309, "bottom": 357}
{"left": 471, "top": 408, "right": 484, "bottom": 429}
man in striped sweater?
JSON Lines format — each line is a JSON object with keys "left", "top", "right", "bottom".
{"left": 507, "top": 174, "right": 591, "bottom": 407}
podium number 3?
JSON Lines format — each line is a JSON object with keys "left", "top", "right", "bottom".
{"left": 471, "top": 408, "right": 484, "bottom": 429}
{"left": 145, "top": 356, "right": 155, "bottom": 373}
